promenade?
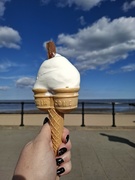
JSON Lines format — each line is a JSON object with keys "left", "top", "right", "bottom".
{"left": 0, "top": 126, "right": 135, "bottom": 180}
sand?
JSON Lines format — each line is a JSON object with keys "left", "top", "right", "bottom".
{"left": 0, "top": 113, "right": 135, "bottom": 127}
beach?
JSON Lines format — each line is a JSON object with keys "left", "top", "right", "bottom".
{"left": 0, "top": 99, "right": 135, "bottom": 127}
{"left": 0, "top": 113, "right": 135, "bottom": 127}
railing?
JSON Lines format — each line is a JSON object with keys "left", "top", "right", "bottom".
{"left": 78, "top": 101, "right": 117, "bottom": 127}
{"left": 0, "top": 100, "right": 135, "bottom": 127}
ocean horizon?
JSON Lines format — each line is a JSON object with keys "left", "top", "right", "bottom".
{"left": 0, "top": 99, "right": 135, "bottom": 114}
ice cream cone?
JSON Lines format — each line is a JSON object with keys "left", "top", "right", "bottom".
{"left": 33, "top": 87, "right": 78, "bottom": 155}
{"left": 33, "top": 41, "right": 80, "bottom": 160}
{"left": 53, "top": 88, "right": 80, "bottom": 113}
{"left": 33, "top": 88, "right": 54, "bottom": 110}
{"left": 48, "top": 108, "right": 64, "bottom": 156}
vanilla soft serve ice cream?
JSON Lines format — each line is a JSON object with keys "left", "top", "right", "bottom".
{"left": 33, "top": 53, "right": 80, "bottom": 96}
{"left": 33, "top": 41, "right": 80, "bottom": 157}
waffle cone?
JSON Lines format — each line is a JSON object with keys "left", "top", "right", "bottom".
{"left": 48, "top": 109, "right": 64, "bottom": 156}
{"left": 33, "top": 88, "right": 78, "bottom": 157}
{"left": 54, "top": 88, "right": 79, "bottom": 113}
{"left": 32, "top": 88, "right": 54, "bottom": 110}
{"left": 33, "top": 87, "right": 79, "bottom": 156}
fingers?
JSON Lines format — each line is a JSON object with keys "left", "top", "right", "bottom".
{"left": 56, "top": 151, "right": 71, "bottom": 166}
{"left": 61, "top": 127, "right": 70, "bottom": 144}
{"left": 57, "top": 160, "right": 72, "bottom": 176}
{"left": 60, "top": 127, "right": 72, "bottom": 151}
{"left": 56, "top": 151, "right": 72, "bottom": 176}
{"left": 57, "top": 139, "right": 71, "bottom": 156}
{"left": 56, "top": 127, "right": 72, "bottom": 176}
{"left": 36, "top": 117, "right": 51, "bottom": 143}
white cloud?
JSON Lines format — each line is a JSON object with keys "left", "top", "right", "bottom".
{"left": 55, "top": 17, "right": 135, "bottom": 71}
{"left": 40, "top": 0, "right": 51, "bottom": 5}
{"left": 0, "top": 86, "right": 10, "bottom": 90}
{"left": 107, "top": 63, "right": 135, "bottom": 74}
{"left": 57, "top": 0, "right": 104, "bottom": 10}
{"left": 0, "top": 76, "right": 17, "bottom": 79}
{"left": 0, "top": 26, "right": 21, "bottom": 49}
{"left": 16, "top": 77, "right": 35, "bottom": 88}
{"left": 0, "top": 0, "right": 11, "bottom": 17}
{"left": 79, "top": 16, "right": 86, "bottom": 26}
{"left": 0, "top": 60, "right": 17, "bottom": 72}
{"left": 122, "top": 0, "right": 135, "bottom": 12}
{"left": 121, "top": 63, "right": 135, "bottom": 72}
{"left": 41, "top": 0, "right": 115, "bottom": 11}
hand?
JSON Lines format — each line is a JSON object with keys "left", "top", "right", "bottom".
{"left": 12, "top": 119, "right": 72, "bottom": 180}
{"left": 56, "top": 127, "right": 72, "bottom": 177}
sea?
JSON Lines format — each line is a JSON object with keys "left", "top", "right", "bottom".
{"left": 0, "top": 99, "right": 135, "bottom": 114}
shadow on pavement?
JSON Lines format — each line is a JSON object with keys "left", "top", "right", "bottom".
{"left": 100, "top": 133, "right": 135, "bottom": 148}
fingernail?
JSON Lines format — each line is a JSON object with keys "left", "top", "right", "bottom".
{"left": 66, "top": 135, "right": 69, "bottom": 143}
{"left": 43, "top": 117, "right": 49, "bottom": 125}
{"left": 57, "top": 167, "right": 65, "bottom": 176}
{"left": 58, "top": 147, "right": 67, "bottom": 156}
{"left": 56, "top": 158, "right": 64, "bottom": 166}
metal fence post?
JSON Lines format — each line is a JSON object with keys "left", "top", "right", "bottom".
{"left": 20, "top": 102, "right": 24, "bottom": 126}
{"left": 81, "top": 102, "right": 85, "bottom": 127}
{"left": 112, "top": 102, "right": 116, "bottom": 127}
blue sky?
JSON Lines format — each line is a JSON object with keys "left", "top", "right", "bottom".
{"left": 0, "top": 0, "right": 135, "bottom": 100}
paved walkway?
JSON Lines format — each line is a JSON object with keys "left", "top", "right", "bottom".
{"left": 0, "top": 126, "right": 135, "bottom": 180}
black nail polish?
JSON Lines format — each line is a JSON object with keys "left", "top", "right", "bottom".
{"left": 56, "top": 158, "right": 64, "bottom": 166}
{"left": 43, "top": 117, "right": 49, "bottom": 125}
{"left": 66, "top": 135, "right": 69, "bottom": 143}
{"left": 58, "top": 147, "right": 67, "bottom": 156}
{"left": 57, "top": 167, "right": 65, "bottom": 176}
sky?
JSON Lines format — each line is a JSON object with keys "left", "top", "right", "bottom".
{"left": 0, "top": 0, "right": 135, "bottom": 100}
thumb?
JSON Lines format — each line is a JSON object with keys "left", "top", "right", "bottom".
{"left": 38, "top": 120, "right": 51, "bottom": 143}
